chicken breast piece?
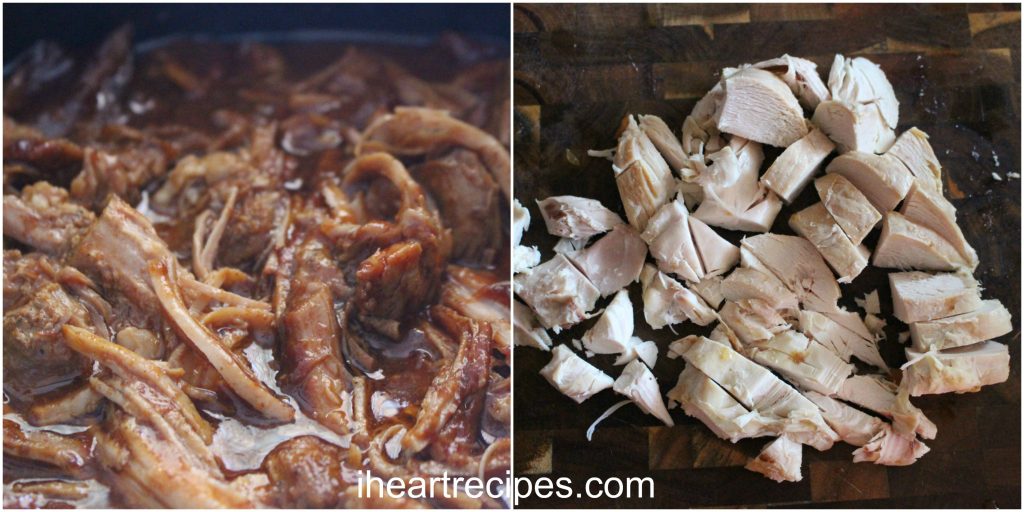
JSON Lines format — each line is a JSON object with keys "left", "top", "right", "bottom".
{"left": 886, "top": 128, "right": 943, "bottom": 193}
{"left": 536, "top": 196, "right": 624, "bottom": 239}
{"left": 691, "top": 275, "right": 725, "bottom": 310}
{"left": 761, "top": 129, "right": 835, "bottom": 204}
{"left": 613, "top": 359, "right": 674, "bottom": 426}
{"left": 638, "top": 114, "right": 687, "bottom": 171}
{"left": 835, "top": 375, "right": 936, "bottom": 439}
{"left": 540, "top": 345, "right": 613, "bottom": 403}
{"left": 910, "top": 300, "right": 1013, "bottom": 352}
{"left": 889, "top": 271, "right": 982, "bottom": 324}
{"left": 804, "top": 391, "right": 885, "bottom": 447}
{"left": 715, "top": 67, "right": 809, "bottom": 147}
{"left": 513, "top": 300, "right": 552, "bottom": 351}
{"left": 789, "top": 202, "right": 869, "bottom": 283}
{"left": 671, "top": 335, "right": 838, "bottom": 450}
{"left": 581, "top": 289, "right": 634, "bottom": 355}
{"left": 745, "top": 436, "right": 803, "bottom": 483}
{"left": 898, "top": 183, "right": 978, "bottom": 269}
{"left": 513, "top": 198, "right": 530, "bottom": 247}
{"left": 613, "top": 116, "right": 676, "bottom": 231}
{"left": 693, "top": 141, "right": 783, "bottom": 232}
{"left": 642, "top": 197, "right": 704, "bottom": 283}
{"left": 837, "top": 56, "right": 899, "bottom": 129}
{"left": 825, "top": 152, "right": 913, "bottom": 214}
{"left": 740, "top": 234, "right": 841, "bottom": 313}
{"left": 799, "top": 310, "right": 888, "bottom": 370}
{"left": 719, "top": 299, "right": 791, "bottom": 346}
{"left": 514, "top": 254, "right": 600, "bottom": 332}
{"left": 812, "top": 100, "right": 895, "bottom": 154}
{"left": 513, "top": 245, "right": 541, "bottom": 274}
{"left": 689, "top": 216, "right": 739, "bottom": 277}
{"left": 640, "top": 264, "right": 717, "bottom": 328}
{"left": 749, "top": 331, "right": 854, "bottom": 396}
{"left": 570, "top": 224, "right": 647, "bottom": 297}
{"left": 752, "top": 54, "right": 830, "bottom": 110}
{"left": 873, "top": 211, "right": 968, "bottom": 271}
{"left": 814, "top": 173, "right": 881, "bottom": 245}
{"left": 721, "top": 267, "right": 800, "bottom": 312}
{"left": 852, "top": 425, "right": 930, "bottom": 466}
{"left": 668, "top": 365, "right": 773, "bottom": 443}
{"left": 902, "top": 341, "right": 1010, "bottom": 396}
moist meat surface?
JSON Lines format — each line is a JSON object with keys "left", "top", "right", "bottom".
{"left": 3, "top": 26, "right": 510, "bottom": 509}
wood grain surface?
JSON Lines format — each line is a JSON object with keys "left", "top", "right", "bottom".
{"left": 512, "top": 3, "right": 1021, "bottom": 508}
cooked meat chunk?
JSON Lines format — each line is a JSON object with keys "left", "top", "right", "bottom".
{"left": 804, "top": 391, "right": 885, "bottom": 447}
{"left": 873, "top": 211, "right": 968, "bottom": 271}
{"left": 749, "top": 330, "right": 854, "bottom": 395}
{"left": 569, "top": 223, "right": 647, "bottom": 296}
{"left": 812, "top": 99, "right": 894, "bottom": 154}
{"left": 789, "top": 202, "right": 869, "bottom": 283}
{"left": 668, "top": 365, "right": 773, "bottom": 442}
{"left": 263, "top": 436, "right": 347, "bottom": 508}
{"left": 638, "top": 114, "right": 688, "bottom": 170}
{"left": 825, "top": 152, "right": 913, "bottom": 214}
{"left": 642, "top": 197, "right": 704, "bottom": 283}
{"left": 512, "top": 300, "right": 552, "bottom": 351}
{"left": 613, "top": 359, "right": 673, "bottom": 426}
{"left": 751, "top": 54, "right": 830, "bottom": 110}
{"left": 612, "top": 115, "right": 676, "bottom": 231}
{"left": 718, "top": 299, "right": 791, "bottom": 346}
{"left": 3, "top": 181, "right": 95, "bottom": 256}
{"left": 70, "top": 145, "right": 167, "bottom": 209}
{"left": 219, "top": 189, "right": 288, "bottom": 269}
{"left": 835, "top": 375, "right": 936, "bottom": 439}
{"left": 852, "top": 426, "right": 930, "bottom": 466}
{"left": 689, "top": 217, "right": 739, "bottom": 277}
{"left": 814, "top": 173, "right": 881, "bottom": 245}
{"left": 889, "top": 271, "right": 982, "bottom": 324}
{"left": 902, "top": 341, "right": 1010, "bottom": 396}
{"left": 693, "top": 139, "right": 783, "bottom": 232}
{"left": 898, "top": 182, "right": 978, "bottom": 269}
{"left": 715, "top": 67, "right": 808, "bottom": 147}
{"left": 721, "top": 267, "right": 799, "bottom": 312}
{"left": 910, "top": 300, "right": 1012, "bottom": 352}
{"left": 640, "top": 264, "right": 717, "bottom": 328}
{"left": 761, "top": 128, "right": 834, "bottom": 204}
{"left": 886, "top": 127, "right": 943, "bottom": 193}
{"left": 514, "top": 254, "right": 600, "bottom": 332}
{"left": 540, "top": 345, "right": 613, "bottom": 403}
{"left": 740, "top": 234, "right": 841, "bottom": 313}
{"left": 536, "top": 195, "right": 623, "bottom": 239}
{"left": 798, "top": 310, "right": 888, "bottom": 370}
{"left": 745, "top": 436, "right": 802, "bottom": 483}
{"left": 581, "top": 289, "right": 634, "bottom": 356}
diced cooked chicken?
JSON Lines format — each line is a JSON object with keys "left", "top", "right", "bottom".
{"left": 852, "top": 425, "right": 930, "bottom": 466}
{"left": 690, "top": 275, "right": 725, "bottom": 309}
{"left": 540, "top": 345, "right": 613, "bottom": 403}
{"left": 642, "top": 197, "right": 704, "bottom": 283}
{"left": 581, "top": 290, "right": 634, "bottom": 355}
{"left": 715, "top": 67, "right": 809, "bottom": 147}
{"left": 512, "top": 300, "right": 552, "bottom": 351}
{"left": 898, "top": 183, "right": 978, "bottom": 269}
{"left": 815, "top": 173, "right": 881, "bottom": 245}
{"left": 789, "top": 203, "right": 869, "bottom": 283}
{"left": 761, "top": 129, "right": 835, "bottom": 203}
{"left": 613, "top": 359, "right": 673, "bottom": 426}
{"left": 856, "top": 290, "right": 881, "bottom": 315}
{"left": 513, "top": 198, "right": 530, "bottom": 247}
{"left": 739, "top": 245, "right": 794, "bottom": 297}
{"left": 830, "top": 56, "right": 899, "bottom": 130}
{"left": 536, "top": 195, "right": 624, "bottom": 239}
{"left": 902, "top": 341, "right": 1010, "bottom": 396}
{"left": 749, "top": 331, "right": 854, "bottom": 395}
{"left": 640, "top": 264, "right": 717, "bottom": 328}
{"left": 514, "top": 254, "right": 600, "bottom": 332}
{"left": 798, "top": 310, "right": 888, "bottom": 370}
{"left": 638, "top": 114, "right": 687, "bottom": 171}
{"left": 752, "top": 54, "right": 830, "bottom": 110}
{"left": 693, "top": 139, "right": 783, "bottom": 232}
{"left": 873, "top": 212, "right": 967, "bottom": 271}
{"left": 719, "top": 299, "right": 791, "bottom": 346}
{"left": 740, "top": 234, "right": 841, "bottom": 312}
{"left": 889, "top": 271, "right": 981, "bottom": 324}
{"left": 570, "top": 224, "right": 647, "bottom": 296}
{"left": 886, "top": 128, "right": 943, "bottom": 193}
{"left": 812, "top": 100, "right": 895, "bottom": 154}
{"left": 910, "top": 300, "right": 1012, "bottom": 352}
{"left": 615, "top": 336, "right": 659, "bottom": 368}
{"left": 803, "top": 391, "right": 885, "bottom": 446}
{"left": 745, "top": 436, "right": 803, "bottom": 482}
{"left": 671, "top": 335, "right": 838, "bottom": 450}
{"left": 668, "top": 365, "right": 773, "bottom": 442}
{"left": 513, "top": 245, "right": 541, "bottom": 274}
{"left": 721, "top": 267, "right": 799, "bottom": 311}
{"left": 825, "top": 152, "right": 913, "bottom": 214}
{"left": 612, "top": 115, "right": 676, "bottom": 231}
{"left": 689, "top": 216, "right": 739, "bottom": 277}
{"left": 835, "top": 375, "right": 936, "bottom": 439}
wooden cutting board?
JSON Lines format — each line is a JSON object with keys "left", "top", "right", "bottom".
{"left": 512, "top": 3, "right": 1020, "bottom": 508}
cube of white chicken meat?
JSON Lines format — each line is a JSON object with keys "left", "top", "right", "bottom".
{"left": 640, "top": 264, "right": 717, "bottom": 328}
{"left": 513, "top": 198, "right": 531, "bottom": 247}
{"left": 540, "top": 345, "right": 613, "bottom": 403}
{"left": 815, "top": 173, "right": 881, "bottom": 246}
{"left": 739, "top": 245, "right": 794, "bottom": 298}
{"left": 789, "top": 202, "right": 869, "bottom": 283}
{"left": 898, "top": 183, "right": 978, "bottom": 269}
{"left": 613, "top": 359, "right": 674, "bottom": 426}
{"left": 642, "top": 197, "right": 704, "bottom": 283}
{"left": 613, "top": 115, "right": 676, "bottom": 231}
{"left": 799, "top": 310, "right": 888, "bottom": 370}
{"left": 825, "top": 152, "right": 913, "bottom": 214}
{"left": 693, "top": 141, "right": 784, "bottom": 233}
{"left": 515, "top": 254, "right": 600, "bottom": 331}
{"left": 715, "top": 67, "right": 809, "bottom": 147}
{"left": 513, "top": 300, "right": 552, "bottom": 351}
{"left": 830, "top": 55, "right": 899, "bottom": 130}
{"left": 910, "top": 300, "right": 1012, "bottom": 352}
{"left": 886, "top": 127, "right": 943, "bottom": 193}
{"left": 740, "top": 234, "right": 841, "bottom": 313}
{"left": 812, "top": 99, "right": 895, "bottom": 154}
{"left": 719, "top": 299, "right": 791, "bottom": 346}
{"left": 513, "top": 245, "right": 541, "bottom": 274}
{"left": 816, "top": 55, "right": 898, "bottom": 154}
{"left": 835, "top": 375, "right": 936, "bottom": 439}
{"left": 803, "top": 391, "right": 885, "bottom": 447}
{"left": 581, "top": 289, "right": 633, "bottom": 355}
{"left": 638, "top": 114, "right": 687, "bottom": 171}
{"left": 569, "top": 223, "right": 647, "bottom": 297}
{"left": 552, "top": 236, "right": 588, "bottom": 257}
{"left": 889, "top": 271, "right": 981, "bottom": 324}
{"left": 745, "top": 436, "right": 803, "bottom": 483}
{"left": 690, "top": 275, "right": 726, "bottom": 310}
{"left": 536, "top": 195, "right": 624, "bottom": 239}
{"left": 689, "top": 216, "right": 739, "bottom": 277}
{"left": 873, "top": 211, "right": 968, "bottom": 271}
{"left": 852, "top": 425, "right": 930, "bottom": 466}
{"left": 513, "top": 198, "right": 541, "bottom": 274}
{"left": 721, "top": 267, "right": 800, "bottom": 312}
{"left": 761, "top": 129, "right": 835, "bottom": 204}
{"left": 670, "top": 335, "right": 838, "bottom": 450}
{"left": 749, "top": 331, "right": 854, "bottom": 395}
{"left": 615, "top": 336, "right": 659, "bottom": 368}
{"left": 752, "top": 54, "right": 830, "bottom": 110}
{"left": 668, "top": 365, "right": 773, "bottom": 443}
{"left": 902, "top": 341, "right": 1010, "bottom": 396}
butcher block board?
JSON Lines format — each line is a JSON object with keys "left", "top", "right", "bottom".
{"left": 512, "top": 3, "right": 1020, "bottom": 508}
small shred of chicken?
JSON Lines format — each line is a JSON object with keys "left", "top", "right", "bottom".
{"left": 852, "top": 425, "right": 930, "bottom": 466}
{"left": 835, "top": 375, "right": 936, "bottom": 440}
{"left": 540, "top": 345, "right": 614, "bottom": 404}
{"left": 512, "top": 300, "right": 552, "bottom": 351}
{"left": 612, "top": 359, "right": 673, "bottom": 426}
{"left": 640, "top": 264, "right": 717, "bottom": 329}
{"left": 745, "top": 436, "right": 803, "bottom": 483}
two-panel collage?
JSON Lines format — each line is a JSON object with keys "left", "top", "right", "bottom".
{"left": 1, "top": 2, "right": 1020, "bottom": 509}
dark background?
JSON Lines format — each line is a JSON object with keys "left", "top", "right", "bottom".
{"left": 513, "top": 3, "right": 1021, "bottom": 508}
{"left": 4, "top": 3, "right": 509, "bottom": 63}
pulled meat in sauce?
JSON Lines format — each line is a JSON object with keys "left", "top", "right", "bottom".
{"left": 3, "top": 25, "right": 510, "bottom": 509}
